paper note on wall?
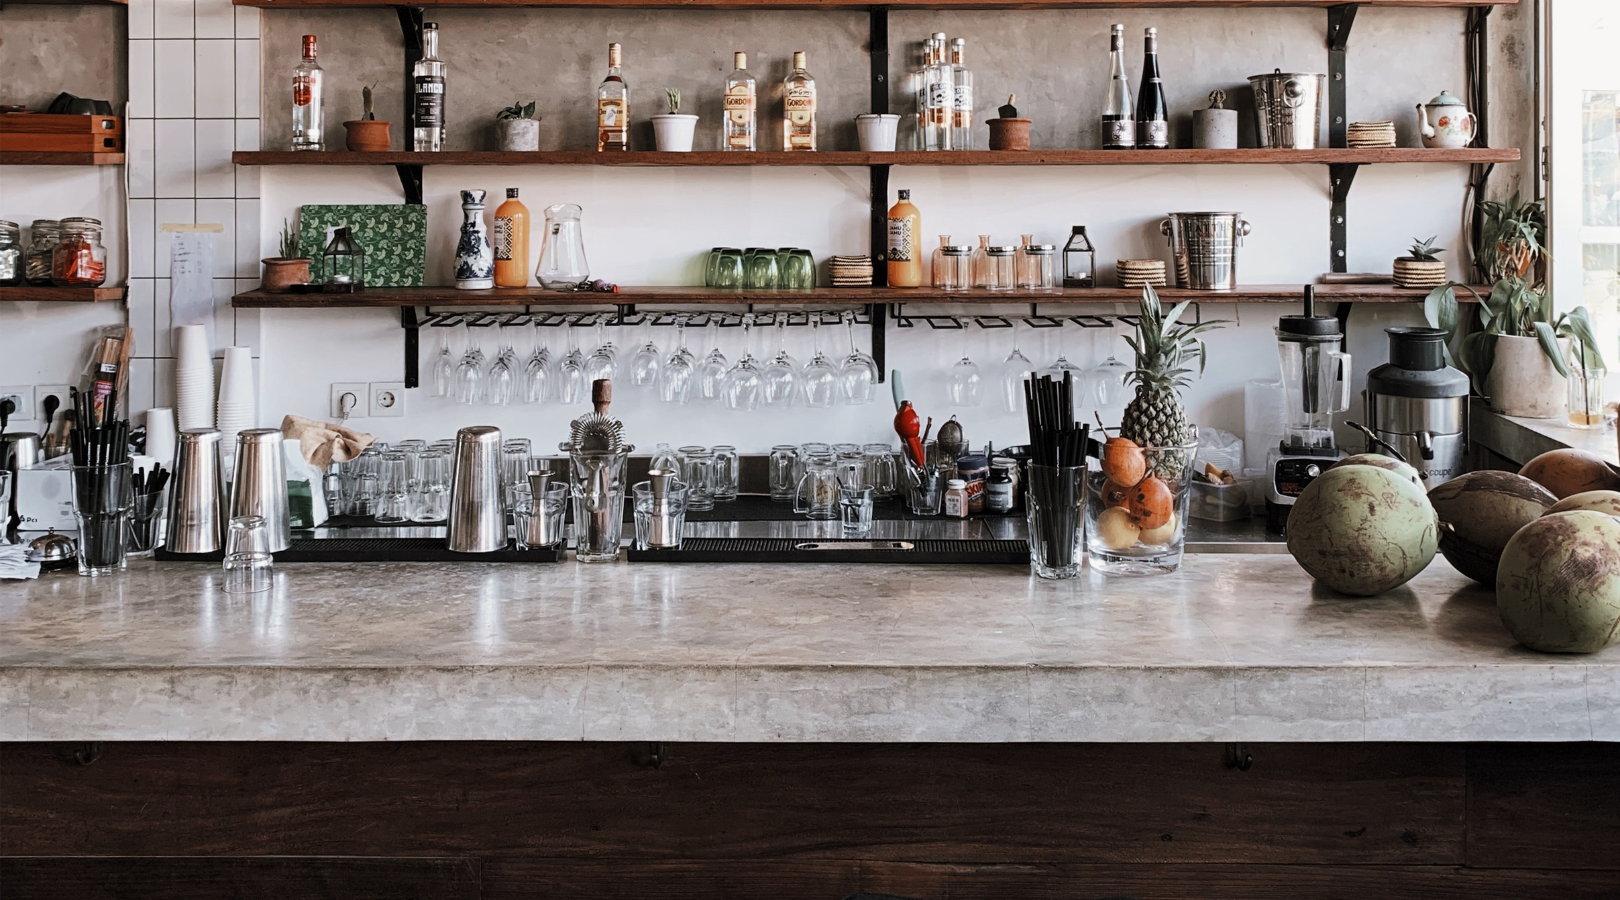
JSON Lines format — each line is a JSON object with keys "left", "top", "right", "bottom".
{"left": 168, "top": 230, "right": 217, "bottom": 349}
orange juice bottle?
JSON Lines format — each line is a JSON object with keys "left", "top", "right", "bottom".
{"left": 493, "top": 188, "right": 530, "bottom": 287}
{"left": 886, "top": 189, "right": 922, "bottom": 288}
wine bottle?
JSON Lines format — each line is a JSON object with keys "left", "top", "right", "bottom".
{"left": 1102, "top": 25, "right": 1133, "bottom": 150}
{"left": 1135, "top": 27, "right": 1168, "bottom": 149}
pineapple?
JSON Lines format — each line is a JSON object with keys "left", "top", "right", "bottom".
{"left": 1119, "top": 285, "right": 1225, "bottom": 461}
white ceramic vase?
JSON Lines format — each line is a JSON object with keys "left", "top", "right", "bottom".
{"left": 495, "top": 118, "right": 539, "bottom": 151}
{"left": 1486, "top": 334, "right": 1566, "bottom": 418}
{"left": 652, "top": 114, "right": 698, "bottom": 152}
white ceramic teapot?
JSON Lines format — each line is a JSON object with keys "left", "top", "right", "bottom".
{"left": 1416, "top": 90, "right": 1477, "bottom": 149}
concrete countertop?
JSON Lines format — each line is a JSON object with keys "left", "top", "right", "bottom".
{"left": 2, "top": 556, "right": 1615, "bottom": 743}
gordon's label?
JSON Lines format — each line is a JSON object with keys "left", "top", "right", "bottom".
{"left": 886, "top": 217, "right": 913, "bottom": 261}
{"left": 725, "top": 83, "right": 754, "bottom": 148}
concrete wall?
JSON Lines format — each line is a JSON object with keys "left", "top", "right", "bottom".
{"left": 0, "top": 5, "right": 127, "bottom": 111}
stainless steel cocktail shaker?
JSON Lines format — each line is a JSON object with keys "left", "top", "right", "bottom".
{"left": 229, "top": 428, "right": 291, "bottom": 552}
{"left": 447, "top": 425, "right": 505, "bottom": 553}
{"left": 165, "top": 428, "right": 226, "bottom": 553}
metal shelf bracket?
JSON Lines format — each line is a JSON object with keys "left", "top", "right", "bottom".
{"left": 1326, "top": 4, "right": 1358, "bottom": 149}
{"left": 395, "top": 6, "right": 425, "bottom": 204}
{"left": 868, "top": 6, "right": 890, "bottom": 383}
{"left": 1328, "top": 162, "right": 1359, "bottom": 273}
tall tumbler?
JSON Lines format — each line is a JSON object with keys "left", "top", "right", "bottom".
{"left": 165, "top": 428, "right": 227, "bottom": 553}
{"left": 447, "top": 425, "right": 506, "bottom": 553}
{"left": 1025, "top": 464, "right": 1086, "bottom": 580}
{"left": 567, "top": 447, "right": 630, "bottom": 562}
{"left": 72, "top": 461, "right": 131, "bottom": 575}
{"left": 228, "top": 428, "right": 291, "bottom": 552}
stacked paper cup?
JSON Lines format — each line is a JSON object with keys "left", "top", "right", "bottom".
{"left": 216, "top": 347, "right": 257, "bottom": 473}
{"left": 174, "top": 325, "right": 215, "bottom": 431}
{"left": 145, "top": 407, "right": 177, "bottom": 467}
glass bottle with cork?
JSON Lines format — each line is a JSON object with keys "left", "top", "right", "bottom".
{"left": 598, "top": 43, "right": 629, "bottom": 152}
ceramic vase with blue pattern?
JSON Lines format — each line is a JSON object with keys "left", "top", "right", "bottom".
{"left": 454, "top": 189, "right": 494, "bottom": 290}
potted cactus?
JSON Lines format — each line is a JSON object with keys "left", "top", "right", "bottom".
{"left": 261, "top": 219, "right": 310, "bottom": 292}
{"left": 342, "top": 86, "right": 391, "bottom": 152}
{"left": 494, "top": 100, "right": 539, "bottom": 151}
{"left": 1393, "top": 236, "right": 1446, "bottom": 289}
{"left": 651, "top": 89, "right": 698, "bottom": 152}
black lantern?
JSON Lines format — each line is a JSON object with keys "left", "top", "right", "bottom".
{"left": 319, "top": 226, "right": 365, "bottom": 292}
{"left": 1062, "top": 225, "right": 1095, "bottom": 289}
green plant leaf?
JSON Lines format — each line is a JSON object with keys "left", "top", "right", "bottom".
{"left": 1458, "top": 331, "right": 1496, "bottom": 393}
{"left": 1424, "top": 284, "right": 1458, "bottom": 336}
{"left": 1533, "top": 321, "right": 1571, "bottom": 379}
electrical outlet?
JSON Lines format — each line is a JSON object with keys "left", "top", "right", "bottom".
{"left": 34, "top": 385, "right": 70, "bottom": 427}
{"left": 0, "top": 385, "right": 33, "bottom": 424}
{"left": 369, "top": 382, "right": 406, "bottom": 418}
{"left": 330, "top": 383, "right": 367, "bottom": 420}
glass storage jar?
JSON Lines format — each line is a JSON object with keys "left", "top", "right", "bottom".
{"left": 938, "top": 246, "right": 972, "bottom": 291}
{"left": 51, "top": 217, "right": 106, "bottom": 286}
{"left": 1020, "top": 244, "right": 1057, "bottom": 292}
{"left": 985, "top": 246, "right": 1017, "bottom": 291}
{"left": 0, "top": 220, "right": 21, "bottom": 285}
{"left": 25, "top": 219, "right": 60, "bottom": 285}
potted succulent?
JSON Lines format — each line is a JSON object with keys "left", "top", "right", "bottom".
{"left": 261, "top": 219, "right": 310, "bottom": 293}
{"left": 1392, "top": 236, "right": 1446, "bottom": 289}
{"left": 342, "top": 86, "right": 391, "bottom": 152}
{"left": 987, "top": 95, "right": 1031, "bottom": 151}
{"left": 495, "top": 100, "right": 539, "bottom": 151}
{"left": 651, "top": 89, "right": 698, "bottom": 152}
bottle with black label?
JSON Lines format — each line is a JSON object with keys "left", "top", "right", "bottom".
{"left": 412, "top": 23, "right": 446, "bottom": 152}
{"left": 1102, "top": 24, "right": 1134, "bottom": 150}
{"left": 1135, "top": 27, "right": 1169, "bottom": 149}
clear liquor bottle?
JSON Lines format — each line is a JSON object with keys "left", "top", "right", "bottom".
{"left": 598, "top": 43, "right": 629, "bottom": 152}
{"left": 1136, "top": 27, "right": 1169, "bottom": 149}
{"left": 950, "top": 38, "right": 974, "bottom": 151}
{"left": 291, "top": 35, "right": 324, "bottom": 151}
{"left": 1102, "top": 24, "right": 1134, "bottom": 150}
{"left": 412, "top": 23, "right": 446, "bottom": 152}
{"left": 913, "top": 38, "right": 935, "bottom": 150}
{"left": 722, "top": 51, "right": 756, "bottom": 151}
{"left": 923, "top": 33, "right": 952, "bottom": 151}
{"left": 783, "top": 51, "right": 817, "bottom": 151}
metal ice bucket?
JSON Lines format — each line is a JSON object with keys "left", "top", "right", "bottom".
{"left": 1248, "top": 69, "right": 1325, "bottom": 149}
{"left": 1160, "top": 212, "right": 1251, "bottom": 291}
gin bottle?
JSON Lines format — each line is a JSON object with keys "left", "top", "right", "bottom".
{"left": 412, "top": 23, "right": 446, "bottom": 152}
{"left": 723, "top": 51, "right": 756, "bottom": 151}
{"left": 291, "top": 35, "right": 324, "bottom": 151}
{"left": 922, "top": 34, "right": 952, "bottom": 151}
{"left": 783, "top": 51, "right": 817, "bottom": 151}
{"left": 950, "top": 38, "right": 974, "bottom": 151}
{"left": 597, "top": 43, "right": 629, "bottom": 151}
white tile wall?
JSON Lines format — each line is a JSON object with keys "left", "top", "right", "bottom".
{"left": 127, "top": 1, "right": 262, "bottom": 421}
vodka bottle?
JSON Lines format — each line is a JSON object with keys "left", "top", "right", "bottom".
{"left": 722, "top": 51, "right": 756, "bottom": 151}
{"left": 783, "top": 51, "right": 817, "bottom": 151}
{"left": 950, "top": 38, "right": 974, "bottom": 151}
{"left": 291, "top": 35, "right": 324, "bottom": 151}
{"left": 412, "top": 23, "right": 446, "bottom": 152}
{"left": 1136, "top": 27, "right": 1169, "bottom": 149}
{"left": 1102, "top": 24, "right": 1134, "bottom": 150}
{"left": 923, "top": 33, "right": 952, "bottom": 151}
{"left": 597, "top": 43, "right": 629, "bottom": 151}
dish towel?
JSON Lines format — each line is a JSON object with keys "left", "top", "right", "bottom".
{"left": 280, "top": 414, "right": 376, "bottom": 471}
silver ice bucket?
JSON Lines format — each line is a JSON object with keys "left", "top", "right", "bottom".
{"left": 1248, "top": 69, "right": 1325, "bottom": 149}
{"left": 1161, "top": 212, "right": 1251, "bottom": 291}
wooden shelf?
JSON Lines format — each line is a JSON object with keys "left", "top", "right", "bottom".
{"left": 233, "top": 283, "right": 1457, "bottom": 308}
{"left": 0, "top": 151, "right": 125, "bottom": 166}
{"left": 2, "top": 0, "right": 127, "bottom": 5}
{"left": 0, "top": 285, "right": 126, "bottom": 303}
{"left": 236, "top": 0, "right": 1513, "bottom": 9}
{"left": 234, "top": 147, "right": 1519, "bottom": 168}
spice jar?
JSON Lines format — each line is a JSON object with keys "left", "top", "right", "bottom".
{"left": 986, "top": 458, "right": 1017, "bottom": 513}
{"left": 52, "top": 217, "right": 106, "bottom": 286}
{"left": 956, "top": 453, "right": 989, "bottom": 514}
{"left": 25, "top": 220, "right": 60, "bottom": 285}
{"left": 0, "top": 220, "right": 21, "bottom": 285}
{"left": 943, "top": 478, "right": 970, "bottom": 518}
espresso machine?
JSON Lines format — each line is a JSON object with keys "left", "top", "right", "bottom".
{"left": 1266, "top": 286, "right": 1351, "bottom": 535}
{"left": 1364, "top": 327, "right": 1469, "bottom": 488}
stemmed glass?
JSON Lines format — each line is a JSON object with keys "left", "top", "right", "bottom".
{"left": 558, "top": 317, "right": 587, "bottom": 405}
{"left": 1088, "top": 321, "right": 1132, "bottom": 421}
{"left": 838, "top": 310, "right": 879, "bottom": 405}
{"left": 487, "top": 323, "right": 516, "bottom": 406}
{"left": 522, "top": 321, "right": 550, "bottom": 404}
{"left": 721, "top": 316, "right": 763, "bottom": 411}
{"left": 945, "top": 317, "right": 982, "bottom": 407}
{"left": 762, "top": 315, "right": 800, "bottom": 408}
{"left": 1044, "top": 321, "right": 1082, "bottom": 379}
{"left": 1000, "top": 319, "right": 1034, "bottom": 413}
{"left": 431, "top": 325, "right": 457, "bottom": 398}
{"left": 696, "top": 317, "right": 730, "bottom": 403}
{"left": 631, "top": 321, "right": 661, "bottom": 388}
{"left": 453, "top": 327, "right": 485, "bottom": 406}
{"left": 586, "top": 314, "right": 617, "bottom": 384}
{"left": 660, "top": 316, "right": 695, "bottom": 405}
{"left": 802, "top": 316, "right": 839, "bottom": 408}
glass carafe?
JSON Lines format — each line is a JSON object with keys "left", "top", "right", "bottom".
{"left": 537, "top": 203, "right": 589, "bottom": 290}
{"left": 1276, "top": 332, "right": 1350, "bottom": 452}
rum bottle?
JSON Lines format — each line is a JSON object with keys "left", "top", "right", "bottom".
{"left": 291, "top": 35, "right": 324, "bottom": 151}
{"left": 1102, "top": 24, "right": 1134, "bottom": 150}
{"left": 412, "top": 23, "right": 446, "bottom": 152}
{"left": 886, "top": 189, "right": 922, "bottom": 288}
{"left": 783, "top": 51, "right": 817, "bottom": 151}
{"left": 723, "top": 51, "right": 756, "bottom": 151}
{"left": 598, "top": 43, "right": 629, "bottom": 152}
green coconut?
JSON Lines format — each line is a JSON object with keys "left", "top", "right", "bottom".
{"left": 1428, "top": 470, "right": 1556, "bottom": 585}
{"left": 1331, "top": 453, "right": 1423, "bottom": 487}
{"left": 1545, "top": 490, "right": 1620, "bottom": 518}
{"left": 1496, "top": 510, "right": 1620, "bottom": 653}
{"left": 1287, "top": 464, "right": 1439, "bottom": 596}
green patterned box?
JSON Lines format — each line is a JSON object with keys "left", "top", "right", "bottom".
{"left": 298, "top": 204, "right": 427, "bottom": 287}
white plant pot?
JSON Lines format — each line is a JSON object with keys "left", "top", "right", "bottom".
{"left": 855, "top": 114, "right": 901, "bottom": 151}
{"left": 495, "top": 118, "right": 540, "bottom": 151}
{"left": 652, "top": 114, "right": 699, "bottom": 152}
{"left": 1487, "top": 333, "right": 1567, "bottom": 419}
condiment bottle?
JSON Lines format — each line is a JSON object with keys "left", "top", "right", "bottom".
{"left": 886, "top": 189, "right": 922, "bottom": 287}
{"left": 986, "top": 458, "right": 1016, "bottom": 513}
{"left": 956, "top": 453, "right": 989, "bottom": 514}
{"left": 0, "top": 220, "right": 21, "bottom": 285}
{"left": 493, "top": 188, "right": 530, "bottom": 288}
{"left": 943, "top": 478, "right": 969, "bottom": 518}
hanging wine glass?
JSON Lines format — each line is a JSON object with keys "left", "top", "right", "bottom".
{"left": 431, "top": 324, "right": 457, "bottom": 398}
{"left": 1044, "top": 319, "right": 1082, "bottom": 379}
{"left": 802, "top": 316, "right": 839, "bottom": 409}
{"left": 558, "top": 317, "right": 587, "bottom": 405}
{"left": 486, "top": 321, "right": 516, "bottom": 407}
{"left": 521, "top": 321, "right": 549, "bottom": 404}
{"left": 1088, "top": 319, "right": 1132, "bottom": 425}
{"left": 761, "top": 315, "right": 800, "bottom": 408}
{"left": 696, "top": 317, "right": 729, "bottom": 403}
{"left": 945, "top": 317, "right": 982, "bottom": 407}
{"left": 453, "top": 326, "right": 484, "bottom": 406}
{"left": 585, "top": 314, "right": 617, "bottom": 383}
{"left": 721, "top": 316, "right": 763, "bottom": 411}
{"left": 631, "top": 320, "right": 662, "bottom": 388}
{"left": 660, "top": 316, "right": 695, "bottom": 405}
{"left": 838, "top": 310, "right": 878, "bottom": 405}
{"left": 1000, "top": 318, "right": 1034, "bottom": 413}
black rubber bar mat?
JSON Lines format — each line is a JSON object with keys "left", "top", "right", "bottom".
{"left": 627, "top": 537, "right": 1030, "bottom": 565}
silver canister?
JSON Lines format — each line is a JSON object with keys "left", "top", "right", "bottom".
{"left": 1160, "top": 212, "right": 1252, "bottom": 291}
{"left": 447, "top": 425, "right": 506, "bottom": 553}
{"left": 1247, "top": 70, "right": 1325, "bottom": 149}
{"left": 2, "top": 432, "right": 42, "bottom": 471}
{"left": 228, "top": 428, "right": 291, "bottom": 552}
{"left": 165, "top": 428, "right": 227, "bottom": 553}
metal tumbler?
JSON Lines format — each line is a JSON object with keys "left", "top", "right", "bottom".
{"left": 165, "top": 428, "right": 227, "bottom": 553}
{"left": 447, "top": 425, "right": 506, "bottom": 553}
{"left": 228, "top": 428, "right": 291, "bottom": 552}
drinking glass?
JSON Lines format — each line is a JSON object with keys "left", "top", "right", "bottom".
{"left": 722, "top": 318, "right": 763, "bottom": 411}
{"left": 744, "top": 247, "right": 779, "bottom": 289}
{"left": 558, "top": 319, "right": 587, "bottom": 405}
{"left": 762, "top": 316, "right": 800, "bottom": 408}
{"left": 782, "top": 249, "right": 816, "bottom": 290}
{"left": 71, "top": 461, "right": 131, "bottom": 575}
{"left": 1044, "top": 323, "right": 1082, "bottom": 379}
{"left": 802, "top": 317, "right": 839, "bottom": 408}
{"left": 840, "top": 485, "right": 875, "bottom": 535}
{"left": 431, "top": 326, "right": 457, "bottom": 398}
{"left": 906, "top": 467, "right": 943, "bottom": 516}
{"left": 586, "top": 315, "right": 618, "bottom": 383}
{"left": 834, "top": 446, "right": 865, "bottom": 490}
{"left": 696, "top": 318, "right": 730, "bottom": 403}
{"left": 660, "top": 316, "right": 695, "bottom": 404}
{"left": 945, "top": 318, "right": 982, "bottom": 407}
{"left": 487, "top": 325, "right": 516, "bottom": 407}
{"left": 509, "top": 487, "right": 536, "bottom": 550}
{"left": 702, "top": 247, "right": 723, "bottom": 287}
{"left": 769, "top": 444, "right": 798, "bottom": 502}
{"left": 862, "top": 443, "right": 898, "bottom": 499}
{"left": 503, "top": 439, "right": 532, "bottom": 509}
{"left": 373, "top": 452, "right": 410, "bottom": 523}
{"left": 838, "top": 311, "right": 879, "bottom": 405}
{"left": 522, "top": 323, "right": 551, "bottom": 404}
{"left": 413, "top": 450, "right": 450, "bottom": 521}
{"left": 1026, "top": 464, "right": 1085, "bottom": 580}
{"left": 1001, "top": 322, "right": 1035, "bottom": 413}
{"left": 633, "top": 481, "right": 689, "bottom": 550}
{"left": 678, "top": 445, "right": 715, "bottom": 512}
{"left": 794, "top": 452, "right": 839, "bottom": 520}
{"left": 347, "top": 447, "right": 380, "bottom": 516}
{"left": 1088, "top": 324, "right": 1132, "bottom": 424}
{"left": 512, "top": 482, "right": 568, "bottom": 549}
{"left": 453, "top": 328, "right": 485, "bottom": 405}
{"left": 222, "top": 514, "right": 274, "bottom": 593}
{"left": 631, "top": 324, "right": 661, "bottom": 388}
{"left": 714, "top": 248, "right": 744, "bottom": 290}
{"left": 711, "top": 445, "right": 739, "bottom": 502}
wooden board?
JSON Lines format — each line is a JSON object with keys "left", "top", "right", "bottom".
{"left": 0, "top": 151, "right": 125, "bottom": 165}
{"left": 0, "top": 285, "right": 126, "bottom": 303}
{"left": 1466, "top": 742, "right": 1620, "bottom": 870}
{"left": 0, "top": 858, "right": 481, "bottom": 900}
{"left": 232, "top": 148, "right": 1521, "bottom": 167}
{"left": 0, "top": 114, "right": 123, "bottom": 153}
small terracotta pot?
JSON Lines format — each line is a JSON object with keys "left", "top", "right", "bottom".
{"left": 261, "top": 257, "right": 311, "bottom": 293}
{"left": 987, "top": 118, "right": 1031, "bottom": 151}
{"left": 343, "top": 119, "right": 392, "bottom": 152}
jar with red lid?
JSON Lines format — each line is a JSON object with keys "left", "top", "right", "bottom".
{"left": 51, "top": 217, "right": 106, "bottom": 286}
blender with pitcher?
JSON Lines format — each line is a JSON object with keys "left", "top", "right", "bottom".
{"left": 1265, "top": 286, "right": 1351, "bottom": 535}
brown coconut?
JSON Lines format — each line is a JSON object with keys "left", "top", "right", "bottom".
{"left": 1287, "top": 464, "right": 1438, "bottom": 596}
{"left": 1545, "top": 490, "right": 1620, "bottom": 517}
{"left": 1330, "top": 453, "right": 1423, "bottom": 487}
{"left": 1519, "top": 448, "right": 1620, "bottom": 499}
{"left": 1497, "top": 511, "right": 1620, "bottom": 653}
{"left": 1427, "top": 470, "right": 1557, "bottom": 584}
